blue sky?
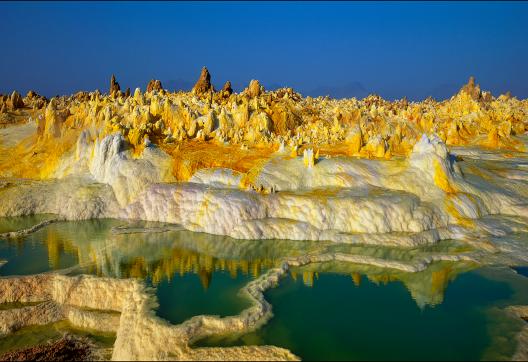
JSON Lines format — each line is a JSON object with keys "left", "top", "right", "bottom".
{"left": 1, "top": 1, "right": 527, "bottom": 100}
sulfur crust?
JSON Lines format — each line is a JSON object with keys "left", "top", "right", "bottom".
{"left": 0, "top": 76, "right": 526, "bottom": 248}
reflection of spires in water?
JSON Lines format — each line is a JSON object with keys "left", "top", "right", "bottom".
{"left": 431, "top": 265, "right": 452, "bottom": 297}
{"left": 46, "top": 229, "right": 61, "bottom": 269}
{"left": 228, "top": 261, "right": 239, "bottom": 279}
{"left": 367, "top": 273, "right": 397, "bottom": 286}
{"left": 127, "top": 257, "right": 147, "bottom": 279}
{"left": 42, "top": 226, "right": 80, "bottom": 271}
{"left": 202, "top": 254, "right": 214, "bottom": 274}
{"left": 40, "top": 224, "right": 275, "bottom": 286}
{"left": 109, "top": 243, "right": 273, "bottom": 287}
{"left": 251, "top": 262, "right": 260, "bottom": 279}
{"left": 303, "top": 271, "right": 315, "bottom": 287}
{"left": 198, "top": 268, "right": 213, "bottom": 290}
{"left": 218, "top": 259, "right": 226, "bottom": 271}
{"left": 290, "top": 271, "right": 298, "bottom": 281}
{"left": 351, "top": 272, "right": 361, "bottom": 287}
{"left": 109, "top": 250, "right": 119, "bottom": 278}
{"left": 5, "top": 219, "right": 470, "bottom": 309}
{"left": 398, "top": 263, "right": 464, "bottom": 309}
{"left": 241, "top": 260, "right": 249, "bottom": 275}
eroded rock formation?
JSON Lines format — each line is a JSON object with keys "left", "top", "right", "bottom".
{"left": 24, "top": 90, "right": 47, "bottom": 109}
{"left": 460, "top": 76, "right": 481, "bottom": 101}
{"left": 245, "top": 79, "right": 264, "bottom": 98}
{"left": 192, "top": 66, "right": 214, "bottom": 97}
{"left": 146, "top": 79, "right": 163, "bottom": 93}
{"left": 0, "top": 75, "right": 525, "bottom": 244}
{"left": 0, "top": 270, "right": 298, "bottom": 361}
{"left": 220, "top": 80, "right": 233, "bottom": 98}
{"left": 109, "top": 74, "right": 121, "bottom": 96}
{"left": 6, "top": 91, "right": 25, "bottom": 110}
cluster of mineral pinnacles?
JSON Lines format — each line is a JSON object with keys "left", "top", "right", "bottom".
{"left": 0, "top": 67, "right": 526, "bottom": 179}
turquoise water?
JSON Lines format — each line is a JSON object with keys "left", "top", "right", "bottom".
{"left": 0, "top": 239, "right": 77, "bottom": 275}
{"left": 0, "top": 217, "right": 117, "bottom": 276}
{"left": 513, "top": 266, "right": 528, "bottom": 278}
{"left": 0, "top": 214, "right": 52, "bottom": 234}
{"left": 0, "top": 217, "right": 267, "bottom": 323}
{"left": 153, "top": 271, "right": 253, "bottom": 325}
{"left": 197, "top": 266, "right": 528, "bottom": 361}
{"left": 1, "top": 216, "right": 527, "bottom": 360}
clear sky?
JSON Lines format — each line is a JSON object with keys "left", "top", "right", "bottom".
{"left": 1, "top": 1, "right": 527, "bottom": 100}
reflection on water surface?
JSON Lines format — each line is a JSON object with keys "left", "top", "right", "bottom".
{"left": 0, "top": 216, "right": 527, "bottom": 360}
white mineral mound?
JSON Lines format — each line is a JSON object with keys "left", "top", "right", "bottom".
{"left": 0, "top": 133, "right": 526, "bottom": 247}
{"left": 53, "top": 131, "right": 175, "bottom": 206}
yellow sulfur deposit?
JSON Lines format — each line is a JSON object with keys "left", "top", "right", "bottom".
{"left": 0, "top": 71, "right": 528, "bottom": 362}
{"left": 0, "top": 75, "right": 526, "bottom": 181}
{"left": 0, "top": 72, "right": 527, "bottom": 242}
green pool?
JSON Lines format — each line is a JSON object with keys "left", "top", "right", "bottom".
{"left": 197, "top": 265, "right": 528, "bottom": 360}
{"left": 0, "top": 216, "right": 527, "bottom": 360}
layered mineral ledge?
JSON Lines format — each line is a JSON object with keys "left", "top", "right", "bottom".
{"left": 0, "top": 73, "right": 527, "bottom": 250}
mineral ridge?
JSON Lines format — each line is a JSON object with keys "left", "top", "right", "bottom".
{"left": 0, "top": 72, "right": 526, "bottom": 244}
{"left": 0, "top": 70, "right": 527, "bottom": 360}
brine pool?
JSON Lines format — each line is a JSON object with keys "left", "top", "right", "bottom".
{"left": 0, "top": 216, "right": 527, "bottom": 360}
